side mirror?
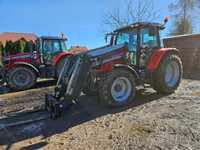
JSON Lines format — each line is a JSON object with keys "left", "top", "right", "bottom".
{"left": 105, "top": 35, "right": 108, "bottom": 43}
{"left": 59, "top": 32, "right": 68, "bottom": 41}
{"left": 163, "top": 16, "right": 169, "bottom": 25}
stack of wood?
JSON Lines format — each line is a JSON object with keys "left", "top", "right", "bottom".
{"left": 163, "top": 34, "right": 200, "bottom": 73}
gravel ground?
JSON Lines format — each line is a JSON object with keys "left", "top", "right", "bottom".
{"left": 0, "top": 76, "right": 200, "bottom": 150}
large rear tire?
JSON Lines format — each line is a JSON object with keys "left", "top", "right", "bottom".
{"left": 99, "top": 69, "right": 136, "bottom": 107}
{"left": 152, "top": 54, "right": 183, "bottom": 94}
{"left": 7, "top": 67, "right": 37, "bottom": 91}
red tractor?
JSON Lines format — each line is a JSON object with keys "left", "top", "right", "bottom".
{"left": 0, "top": 33, "right": 86, "bottom": 91}
{"left": 46, "top": 18, "right": 183, "bottom": 118}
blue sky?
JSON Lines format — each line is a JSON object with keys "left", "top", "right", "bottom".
{"left": 0, "top": 0, "right": 175, "bottom": 48}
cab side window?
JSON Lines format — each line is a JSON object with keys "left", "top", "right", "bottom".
{"left": 116, "top": 33, "right": 129, "bottom": 45}
{"left": 43, "top": 40, "right": 53, "bottom": 53}
{"left": 140, "top": 28, "right": 158, "bottom": 48}
{"left": 53, "top": 41, "right": 60, "bottom": 52}
{"left": 43, "top": 40, "right": 61, "bottom": 53}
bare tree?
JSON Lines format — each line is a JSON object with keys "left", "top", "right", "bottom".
{"left": 103, "top": 0, "right": 159, "bottom": 30}
{"left": 169, "top": 0, "right": 199, "bottom": 35}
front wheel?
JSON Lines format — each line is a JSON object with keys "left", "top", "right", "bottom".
{"left": 152, "top": 54, "right": 183, "bottom": 94}
{"left": 99, "top": 69, "right": 136, "bottom": 107}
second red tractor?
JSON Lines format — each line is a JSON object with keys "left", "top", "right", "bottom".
{"left": 0, "top": 33, "right": 86, "bottom": 90}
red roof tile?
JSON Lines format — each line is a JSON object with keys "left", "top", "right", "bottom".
{"left": 0, "top": 32, "right": 37, "bottom": 44}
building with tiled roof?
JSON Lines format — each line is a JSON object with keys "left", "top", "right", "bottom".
{"left": 0, "top": 32, "right": 37, "bottom": 44}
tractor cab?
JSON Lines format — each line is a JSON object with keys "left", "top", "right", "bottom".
{"left": 39, "top": 36, "right": 68, "bottom": 65}
{"left": 106, "top": 22, "right": 165, "bottom": 69}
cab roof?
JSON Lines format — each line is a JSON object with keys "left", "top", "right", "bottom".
{"left": 114, "top": 22, "right": 165, "bottom": 32}
{"left": 40, "top": 36, "right": 67, "bottom": 40}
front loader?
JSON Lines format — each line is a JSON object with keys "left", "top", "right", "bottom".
{"left": 46, "top": 17, "right": 183, "bottom": 119}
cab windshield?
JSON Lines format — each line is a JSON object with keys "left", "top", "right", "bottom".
{"left": 116, "top": 32, "right": 130, "bottom": 45}
{"left": 140, "top": 28, "right": 159, "bottom": 48}
{"left": 116, "top": 31, "right": 137, "bottom": 52}
{"left": 43, "top": 40, "right": 67, "bottom": 53}
{"left": 115, "top": 28, "right": 160, "bottom": 49}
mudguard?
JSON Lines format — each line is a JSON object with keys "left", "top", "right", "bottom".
{"left": 14, "top": 62, "right": 40, "bottom": 75}
{"left": 113, "top": 64, "right": 140, "bottom": 80}
{"left": 52, "top": 52, "right": 73, "bottom": 65}
{"left": 147, "top": 48, "right": 180, "bottom": 71}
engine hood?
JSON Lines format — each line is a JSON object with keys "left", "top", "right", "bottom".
{"left": 84, "top": 44, "right": 127, "bottom": 58}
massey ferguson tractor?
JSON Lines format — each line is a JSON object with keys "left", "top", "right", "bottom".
{"left": 0, "top": 33, "right": 86, "bottom": 91}
{"left": 45, "top": 18, "right": 183, "bottom": 119}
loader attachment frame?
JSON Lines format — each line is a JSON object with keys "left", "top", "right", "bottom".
{"left": 45, "top": 54, "right": 93, "bottom": 119}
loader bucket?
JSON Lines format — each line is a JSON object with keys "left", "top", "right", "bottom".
{"left": 45, "top": 94, "right": 63, "bottom": 119}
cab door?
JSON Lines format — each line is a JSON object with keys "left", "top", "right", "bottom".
{"left": 42, "top": 40, "right": 61, "bottom": 65}
{"left": 138, "top": 28, "right": 160, "bottom": 68}
{"left": 128, "top": 31, "right": 138, "bottom": 66}
{"left": 115, "top": 31, "right": 138, "bottom": 66}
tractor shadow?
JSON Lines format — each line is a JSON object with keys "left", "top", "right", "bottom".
{"left": 0, "top": 89, "right": 166, "bottom": 149}
{"left": 42, "top": 89, "right": 165, "bottom": 138}
{"left": 0, "top": 79, "right": 56, "bottom": 94}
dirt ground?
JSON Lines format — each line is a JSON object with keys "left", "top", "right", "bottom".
{"left": 0, "top": 74, "right": 200, "bottom": 150}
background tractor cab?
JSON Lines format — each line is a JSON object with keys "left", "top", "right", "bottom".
{"left": 39, "top": 36, "right": 68, "bottom": 65}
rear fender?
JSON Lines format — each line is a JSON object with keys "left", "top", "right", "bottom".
{"left": 12, "top": 62, "right": 40, "bottom": 76}
{"left": 52, "top": 52, "right": 73, "bottom": 65}
{"left": 113, "top": 64, "right": 140, "bottom": 80}
{"left": 147, "top": 48, "right": 180, "bottom": 71}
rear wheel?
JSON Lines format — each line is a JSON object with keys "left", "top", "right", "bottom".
{"left": 152, "top": 54, "right": 183, "bottom": 94}
{"left": 99, "top": 69, "right": 136, "bottom": 107}
{"left": 7, "top": 67, "right": 36, "bottom": 91}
